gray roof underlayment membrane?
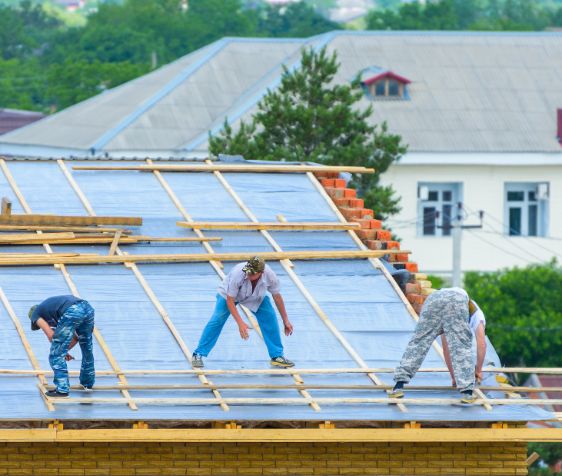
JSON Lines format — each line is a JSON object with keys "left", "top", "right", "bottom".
{"left": 0, "top": 160, "right": 553, "bottom": 422}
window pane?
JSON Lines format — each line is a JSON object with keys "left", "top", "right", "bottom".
{"left": 507, "top": 191, "right": 524, "bottom": 201}
{"left": 442, "top": 204, "right": 452, "bottom": 236}
{"left": 442, "top": 190, "right": 452, "bottom": 201}
{"left": 528, "top": 191, "right": 536, "bottom": 202}
{"left": 528, "top": 204, "right": 538, "bottom": 236}
{"left": 509, "top": 208, "right": 522, "bottom": 236}
{"left": 388, "top": 80, "right": 399, "bottom": 96}
{"left": 427, "top": 191, "right": 438, "bottom": 201}
{"left": 423, "top": 207, "right": 436, "bottom": 235}
{"left": 375, "top": 81, "right": 385, "bottom": 96}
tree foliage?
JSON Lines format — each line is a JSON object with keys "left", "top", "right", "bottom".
{"left": 209, "top": 47, "right": 406, "bottom": 219}
{"left": 464, "top": 261, "right": 562, "bottom": 367}
{"left": 367, "top": 0, "right": 559, "bottom": 31}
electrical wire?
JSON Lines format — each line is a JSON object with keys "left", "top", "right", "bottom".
{"left": 465, "top": 228, "right": 535, "bottom": 265}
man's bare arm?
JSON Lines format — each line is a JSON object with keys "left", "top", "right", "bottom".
{"left": 272, "top": 293, "right": 293, "bottom": 336}
{"left": 36, "top": 318, "right": 54, "bottom": 342}
{"left": 441, "top": 335, "right": 456, "bottom": 386}
{"left": 226, "top": 295, "right": 250, "bottom": 340}
{"left": 475, "top": 323, "right": 487, "bottom": 382}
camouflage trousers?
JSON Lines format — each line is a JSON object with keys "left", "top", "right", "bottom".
{"left": 49, "top": 300, "right": 95, "bottom": 393}
{"left": 394, "top": 289, "right": 474, "bottom": 392}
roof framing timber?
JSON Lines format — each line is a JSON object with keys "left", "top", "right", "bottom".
{"left": 72, "top": 164, "right": 375, "bottom": 174}
{"left": 0, "top": 428, "right": 561, "bottom": 443}
{"left": 176, "top": 221, "right": 362, "bottom": 230}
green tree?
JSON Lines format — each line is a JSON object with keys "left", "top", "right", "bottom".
{"left": 464, "top": 261, "right": 562, "bottom": 368}
{"left": 528, "top": 443, "right": 562, "bottom": 475}
{"left": 209, "top": 47, "right": 407, "bottom": 219}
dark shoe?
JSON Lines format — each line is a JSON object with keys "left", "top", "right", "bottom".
{"left": 192, "top": 353, "right": 204, "bottom": 368}
{"left": 270, "top": 356, "right": 295, "bottom": 368}
{"left": 460, "top": 390, "right": 477, "bottom": 404}
{"left": 45, "top": 390, "right": 69, "bottom": 398}
{"left": 388, "top": 381, "right": 405, "bottom": 398}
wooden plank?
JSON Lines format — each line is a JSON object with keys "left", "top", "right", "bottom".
{"left": 0, "top": 158, "right": 137, "bottom": 411}
{"left": 57, "top": 159, "right": 229, "bottom": 412}
{"left": 108, "top": 230, "right": 122, "bottom": 256}
{"left": 73, "top": 164, "right": 375, "bottom": 174}
{"left": 0, "top": 250, "right": 409, "bottom": 266}
{"left": 5, "top": 366, "right": 562, "bottom": 376}
{"left": 306, "top": 171, "right": 494, "bottom": 411}
{"left": 0, "top": 288, "right": 55, "bottom": 411}
{"left": 0, "top": 232, "right": 75, "bottom": 243}
{"left": 37, "top": 396, "right": 562, "bottom": 406}
{"left": 176, "top": 221, "right": 362, "bottom": 231}
{"left": 0, "top": 235, "right": 222, "bottom": 245}
{"left": 1, "top": 197, "right": 12, "bottom": 216}
{"left": 0, "top": 214, "right": 142, "bottom": 226}
{"left": 1, "top": 427, "right": 561, "bottom": 443}
{"left": 0, "top": 225, "right": 131, "bottom": 233}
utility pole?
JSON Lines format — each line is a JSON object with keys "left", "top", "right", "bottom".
{"left": 449, "top": 203, "right": 484, "bottom": 287}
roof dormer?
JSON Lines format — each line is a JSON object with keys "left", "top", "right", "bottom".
{"left": 360, "top": 67, "right": 411, "bottom": 100}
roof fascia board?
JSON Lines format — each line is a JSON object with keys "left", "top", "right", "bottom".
{"left": 89, "top": 38, "right": 231, "bottom": 153}
{"left": 1, "top": 427, "right": 561, "bottom": 443}
{"left": 396, "top": 152, "right": 562, "bottom": 166}
{"left": 179, "top": 32, "right": 337, "bottom": 152}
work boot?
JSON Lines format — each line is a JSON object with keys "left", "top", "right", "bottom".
{"left": 388, "top": 381, "right": 405, "bottom": 398}
{"left": 192, "top": 353, "right": 204, "bottom": 368}
{"left": 45, "top": 390, "right": 69, "bottom": 398}
{"left": 270, "top": 356, "right": 294, "bottom": 368}
{"left": 460, "top": 390, "right": 477, "bottom": 404}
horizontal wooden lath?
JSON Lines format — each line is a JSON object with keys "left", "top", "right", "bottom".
{"left": 72, "top": 164, "right": 375, "bottom": 174}
{"left": 0, "top": 427, "right": 560, "bottom": 443}
{"left": 176, "top": 221, "right": 361, "bottom": 231}
{"left": 0, "top": 249, "right": 408, "bottom": 266}
{"left": 0, "top": 213, "right": 142, "bottom": 226}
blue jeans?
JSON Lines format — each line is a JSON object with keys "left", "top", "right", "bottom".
{"left": 194, "top": 294, "right": 283, "bottom": 359}
{"left": 49, "top": 300, "right": 95, "bottom": 393}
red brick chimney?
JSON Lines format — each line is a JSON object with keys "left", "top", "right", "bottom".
{"left": 558, "top": 108, "right": 562, "bottom": 145}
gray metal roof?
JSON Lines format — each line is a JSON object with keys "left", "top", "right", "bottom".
{"left": 1, "top": 31, "right": 562, "bottom": 157}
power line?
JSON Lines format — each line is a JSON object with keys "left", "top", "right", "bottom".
{"left": 465, "top": 229, "right": 535, "bottom": 265}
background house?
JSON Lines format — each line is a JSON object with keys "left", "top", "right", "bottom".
{"left": 1, "top": 31, "right": 560, "bottom": 275}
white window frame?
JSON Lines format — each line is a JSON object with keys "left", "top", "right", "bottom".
{"left": 504, "top": 182, "right": 549, "bottom": 237}
{"left": 417, "top": 182, "right": 463, "bottom": 237}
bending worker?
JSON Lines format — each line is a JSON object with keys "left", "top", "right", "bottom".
{"left": 192, "top": 256, "right": 294, "bottom": 369}
{"left": 29, "top": 295, "right": 95, "bottom": 398}
{"left": 389, "top": 287, "right": 487, "bottom": 404}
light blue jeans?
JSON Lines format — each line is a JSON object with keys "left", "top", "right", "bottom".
{"left": 194, "top": 294, "right": 283, "bottom": 359}
{"left": 49, "top": 301, "right": 95, "bottom": 393}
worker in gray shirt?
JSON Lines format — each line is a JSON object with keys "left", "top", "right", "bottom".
{"left": 192, "top": 257, "right": 294, "bottom": 368}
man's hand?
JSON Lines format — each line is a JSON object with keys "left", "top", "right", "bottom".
{"left": 451, "top": 379, "right": 457, "bottom": 388}
{"left": 475, "top": 369, "right": 483, "bottom": 384}
{"left": 65, "top": 354, "right": 75, "bottom": 362}
{"left": 284, "top": 321, "right": 293, "bottom": 336}
{"left": 238, "top": 322, "right": 250, "bottom": 340}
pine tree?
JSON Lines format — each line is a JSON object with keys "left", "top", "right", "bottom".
{"left": 209, "top": 46, "right": 407, "bottom": 220}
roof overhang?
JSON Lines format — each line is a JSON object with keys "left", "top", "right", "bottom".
{"left": 396, "top": 152, "right": 562, "bottom": 166}
{"left": 1, "top": 427, "right": 561, "bottom": 443}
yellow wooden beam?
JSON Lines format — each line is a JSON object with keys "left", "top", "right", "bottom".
{"left": 0, "top": 249, "right": 409, "bottom": 267}
{"left": 73, "top": 164, "right": 375, "bottom": 174}
{"left": 0, "top": 213, "right": 141, "bottom": 226}
{"left": 176, "top": 221, "right": 362, "bottom": 231}
{"left": 0, "top": 428, "right": 560, "bottom": 443}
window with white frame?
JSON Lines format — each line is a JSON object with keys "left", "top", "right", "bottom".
{"left": 504, "top": 183, "right": 549, "bottom": 237}
{"left": 417, "top": 183, "right": 462, "bottom": 237}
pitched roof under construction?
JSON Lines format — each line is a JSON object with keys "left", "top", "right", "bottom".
{"left": 0, "top": 158, "right": 555, "bottom": 424}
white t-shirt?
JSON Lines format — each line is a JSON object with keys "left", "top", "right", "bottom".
{"left": 218, "top": 263, "right": 281, "bottom": 312}
{"left": 445, "top": 287, "right": 486, "bottom": 333}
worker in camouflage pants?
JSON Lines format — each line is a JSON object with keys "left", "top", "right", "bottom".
{"left": 389, "top": 288, "right": 477, "bottom": 404}
{"left": 29, "top": 295, "right": 95, "bottom": 398}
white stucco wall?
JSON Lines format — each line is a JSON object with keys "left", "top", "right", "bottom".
{"left": 380, "top": 156, "right": 562, "bottom": 275}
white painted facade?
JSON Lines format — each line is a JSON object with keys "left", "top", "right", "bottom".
{"left": 381, "top": 153, "right": 562, "bottom": 275}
